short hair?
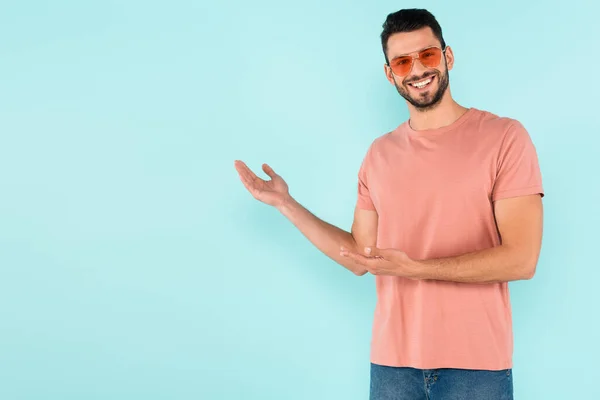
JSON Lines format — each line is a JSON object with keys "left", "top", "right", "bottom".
{"left": 381, "top": 9, "right": 446, "bottom": 64}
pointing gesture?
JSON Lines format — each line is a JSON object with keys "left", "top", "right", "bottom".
{"left": 234, "top": 160, "right": 290, "bottom": 208}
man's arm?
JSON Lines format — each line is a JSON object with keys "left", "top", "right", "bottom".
{"left": 234, "top": 160, "right": 377, "bottom": 276}
{"left": 342, "top": 194, "right": 543, "bottom": 283}
{"left": 278, "top": 197, "right": 377, "bottom": 276}
{"left": 416, "top": 194, "right": 543, "bottom": 283}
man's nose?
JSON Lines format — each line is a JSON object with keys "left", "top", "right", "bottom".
{"left": 410, "top": 56, "right": 430, "bottom": 77}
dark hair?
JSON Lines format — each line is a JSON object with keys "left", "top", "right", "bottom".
{"left": 381, "top": 9, "right": 446, "bottom": 64}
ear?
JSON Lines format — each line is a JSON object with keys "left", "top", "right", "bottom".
{"left": 444, "top": 46, "right": 455, "bottom": 71}
{"left": 383, "top": 63, "right": 396, "bottom": 86}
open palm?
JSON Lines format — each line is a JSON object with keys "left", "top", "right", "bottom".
{"left": 234, "top": 160, "right": 290, "bottom": 207}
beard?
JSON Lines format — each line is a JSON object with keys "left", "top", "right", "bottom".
{"left": 394, "top": 64, "right": 450, "bottom": 111}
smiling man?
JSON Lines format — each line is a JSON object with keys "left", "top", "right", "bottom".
{"left": 235, "top": 8, "right": 543, "bottom": 400}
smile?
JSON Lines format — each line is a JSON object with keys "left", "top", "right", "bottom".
{"left": 408, "top": 75, "right": 435, "bottom": 89}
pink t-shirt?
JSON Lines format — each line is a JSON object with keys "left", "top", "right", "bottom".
{"left": 356, "top": 107, "right": 544, "bottom": 370}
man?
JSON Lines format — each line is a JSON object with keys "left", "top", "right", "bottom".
{"left": 234, "top": 8, "right": 543, "bottom": 400}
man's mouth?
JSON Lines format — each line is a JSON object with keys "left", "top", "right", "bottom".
{"left": 408, "top": 75, "right": 436, "bottom": 90}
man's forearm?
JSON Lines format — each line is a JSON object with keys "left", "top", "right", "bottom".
{"left": 414, "top": 244, "right": 537, "bottom": 283}
{"left": 277, "top": 196, "right": 367, "bottom": 275}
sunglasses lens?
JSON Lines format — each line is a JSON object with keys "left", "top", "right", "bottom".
{"left": 419, "top": 47, "right": 442, "bottom": 68}
{"left": 390, "top": 57, "right": 413, "bottom": 76}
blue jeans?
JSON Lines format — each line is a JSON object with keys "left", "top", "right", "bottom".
{"left": 370, "top": 363, "right": 513, "bottom": 400}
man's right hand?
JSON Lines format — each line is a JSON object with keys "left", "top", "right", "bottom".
{"left": 234, "top": 160, "right": 291, "bottom": 208}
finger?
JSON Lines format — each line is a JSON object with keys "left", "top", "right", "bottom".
{"left": 238, "top": 174, "right": 259, "bottom": 197}
{"left": 236, "top": 168, "right": 255, "bottom": 190}
{"left": 234, "top": 160, "right": 258, "bottom": 181}
{"left": 234, "top": 163, "right": 264, "bottom": 198}
{"left": 366, "top": 247, "right": 393, "bottom": 259}
{"left": 235, "top": 160, "right": 266, "bottom": 187}
{"left": 343, "top": 250, "right": 377, "bottom": 267}
{"left": 262, "top": 163, "right": 278, "bottom": 179}
{"left": 340, "top": 247, "right": 377, "bottom": 258}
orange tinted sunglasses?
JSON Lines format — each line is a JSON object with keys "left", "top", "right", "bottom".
{"left": 388, "top": 46, "right": 447, "bottom": 77}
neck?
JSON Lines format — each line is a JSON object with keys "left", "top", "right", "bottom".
{"left": 407, "top": 91, "right": 468, "bottom": 131}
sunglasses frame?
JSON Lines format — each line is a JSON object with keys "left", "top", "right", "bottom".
{"left": 387, "top": 46, "right": 447, "bottom": 77}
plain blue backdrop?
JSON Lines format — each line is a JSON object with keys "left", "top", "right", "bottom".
{"left": 0, "top": 1, "right": 598, "bottom": 399}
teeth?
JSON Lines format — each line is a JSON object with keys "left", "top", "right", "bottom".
{"left": 411, "top": 78, "right": 432, "bottom": 88}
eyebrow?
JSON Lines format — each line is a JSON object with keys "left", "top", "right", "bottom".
{"left": 390, "top": 45, "right": 439, "bottom": 60}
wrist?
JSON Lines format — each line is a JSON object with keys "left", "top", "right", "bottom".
{"left": 407, "top": 258, "right": 426, "bottom": 280}
{"left": 276, "top": 194, "right": 297, "bottom": 215}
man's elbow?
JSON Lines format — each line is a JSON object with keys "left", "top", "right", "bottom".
{"left": 520, "top": 268, "right": 536, "bottom": 280}
{"left": 518, "top": 260, "right": 538, "bottom": 280}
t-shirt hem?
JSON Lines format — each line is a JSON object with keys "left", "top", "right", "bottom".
{"left": 492, "top": 185, "right": 544, "bottom": 202}
{"left": 370, "top": 359, "right": 513, "bottom": 371}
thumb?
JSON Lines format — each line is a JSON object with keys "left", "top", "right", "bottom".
{"left": 262, "top": 163, "right": 278, "bottom": 179}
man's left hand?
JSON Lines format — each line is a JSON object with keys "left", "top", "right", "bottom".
{"left": 340, "top": 246, "right": 421, "bottom": 278}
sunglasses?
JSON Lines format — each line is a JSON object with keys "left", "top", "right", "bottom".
{"left": 388, "top": 46, "right": 447, "bottom": 77}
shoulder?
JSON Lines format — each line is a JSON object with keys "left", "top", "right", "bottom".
{"left": 365, "top": 123, "right": 407, "bottom": 157}
{"left": 470, "top": 108, "right": 530, "bottom": 143}
{"left": 473, "top": 108, "right": 524, "bottom": 131}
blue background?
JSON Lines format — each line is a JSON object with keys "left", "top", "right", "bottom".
{"left": 0, "top": 1, "right": 597, "bottom": 399}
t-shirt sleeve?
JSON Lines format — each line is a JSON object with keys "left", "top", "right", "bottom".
{"left": 356, "top": 151, "right": 376, "bottom": 210}
{"left": 492, "top": 121, "right": 544, "bottom": 202}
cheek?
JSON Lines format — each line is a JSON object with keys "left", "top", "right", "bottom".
{"left": 431, "top": 70, "right": 444, "bottom": 83}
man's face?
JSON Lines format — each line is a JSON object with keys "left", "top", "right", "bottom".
{"left": 384, "top": 27, "right": 454, "bottom": 111}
